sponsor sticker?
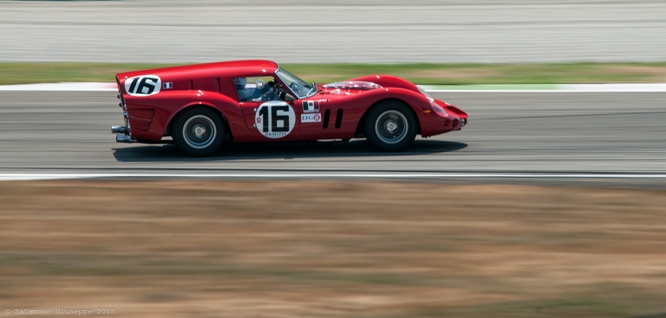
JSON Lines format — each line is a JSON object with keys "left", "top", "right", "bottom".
{"left": 124, "top": 75, "right": 161, "bottom": 96}
{"left": 302, "top": 100, "right": 320, "bottom": 112}
{"left": 301, "top": 113, "right": 322, "bottom": 123}
{"left": 254, "top": 101, "right": 295, "bottom": 139}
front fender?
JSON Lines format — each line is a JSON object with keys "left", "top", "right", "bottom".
{"left": 350, "top": 74, "right": 420, "bottom": 92}
{"left": 354, "top": 87, "right": 431, "bottom": 123}
{"left": 321, "top": 87, "right": 431, "bottom": 137}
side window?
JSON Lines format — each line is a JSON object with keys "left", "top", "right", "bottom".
{"left": 233, "top": 76, "right": 279, "bottom": 102}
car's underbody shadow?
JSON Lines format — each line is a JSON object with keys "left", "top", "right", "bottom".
{"left": 112, "top": 139, "right": 467, "bottom": 162}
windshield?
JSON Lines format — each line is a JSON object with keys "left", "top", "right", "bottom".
{"left": 417, "top": 86, "right": 435, "bottom": 101}
{"left": 275, "top": 67, "right": 317, "bottom": 99}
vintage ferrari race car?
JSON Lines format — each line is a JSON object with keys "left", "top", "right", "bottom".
{"left": 112, "top": 60, "right": 467, "bottom": 156}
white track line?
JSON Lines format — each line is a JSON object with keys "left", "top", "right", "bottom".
{"left": 425, "top": 84, "right": 666, "bottom": 93}
{"left": 427, "top": 90, "right": 666, "bottom": 93}
{"left": 0, "top": 82, "right": 117, "bottom": 91}
{"left": 427, "top": 90, "right": 580, "bottom": 93}
{"left": 1, "top": 83, "right": 666, "bottom": 93}
{"left": 1, "top": 173, "right": 666, "bottom": 181}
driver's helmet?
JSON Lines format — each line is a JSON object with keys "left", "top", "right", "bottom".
{"left": 233, "top": 77, "right": 247, "bottom": 90}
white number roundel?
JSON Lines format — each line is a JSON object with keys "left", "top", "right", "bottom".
{"left": 254, "top": 101, "right": 295, "bottom": 139}
{"left": 125, "top": 75, "right": 161, "bottom": 96}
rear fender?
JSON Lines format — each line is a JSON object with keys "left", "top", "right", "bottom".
{"left": 124, "top": 90, "right": 246, "bottom": 141}
{"left": 163, "top": 91, "right": 245, "bottom": 139}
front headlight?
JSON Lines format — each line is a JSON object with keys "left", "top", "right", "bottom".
{"left": 430, "top": 102, "right": 449, "bottom": 117}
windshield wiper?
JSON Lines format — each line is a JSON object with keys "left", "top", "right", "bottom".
{"left": 307, "top": 82, "right": 317, "bottom": 96}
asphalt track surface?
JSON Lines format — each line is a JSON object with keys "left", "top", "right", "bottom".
{"left": 0, "top": 91, "right": 664, "bottom": 186}
{"left": 1, "top": 0, "right": 665, "bottom": 63}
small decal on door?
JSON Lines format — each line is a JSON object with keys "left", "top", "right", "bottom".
{"left": 302, "top": 100, "right": 320, "bottom": 112}
{"left": 301, "top": 113, "right": 322, "bottom": 123}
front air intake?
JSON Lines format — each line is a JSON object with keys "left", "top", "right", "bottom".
{"left": 335, "top": 109, "right": 343, "bottom": 129}
{"left": 323, "top": 109, "right": 331, "bottom": 129}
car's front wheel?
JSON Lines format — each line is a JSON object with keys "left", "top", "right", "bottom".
{"left": 365, "top": 101, "right": 417, "bottom": 151}
{"left": 173, "top": 107, "right": 225, "bottom": 157}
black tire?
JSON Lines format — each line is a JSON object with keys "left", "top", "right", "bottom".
{"left": 172, "top": 107, "right": 225, "bottom": 157}
{"left": 365, "top": 101, "right": 417, "bottom": 151}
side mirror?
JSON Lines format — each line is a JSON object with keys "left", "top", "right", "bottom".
{"left": 284, "top": 93, "right": 296, "bottom": 103}
{"left": 255, "top": 79, "right": 265, "bottom": 89}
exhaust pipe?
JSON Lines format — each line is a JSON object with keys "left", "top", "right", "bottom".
{"left": 111, "top": 125, "right": 127, "bottom": 134}
{"left": 116, "top": 135, "right": 136, "bottom": 143}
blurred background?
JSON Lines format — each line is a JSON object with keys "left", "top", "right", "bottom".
{"left": 1, "top": 1, "right": 666, "bottom": 318}
{"left": 1, "top": 0, "right": 665, "bottom": 64}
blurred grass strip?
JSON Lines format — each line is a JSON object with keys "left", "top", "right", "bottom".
{"left": 1, "top": 62, "right": 666, "bottom": 85}
{"left": 0, "top": 62, "right": 175, "bottom": 85}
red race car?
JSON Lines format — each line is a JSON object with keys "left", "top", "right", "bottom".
{"left": 112, "top": 60, "right": 468, "bottom": 156}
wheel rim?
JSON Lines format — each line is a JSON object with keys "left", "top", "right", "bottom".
{"left": 374, "top": 110, "right": 408, "bottom": 145}
{"left": 182, "top": 115, "right": 217, "bottom": 150}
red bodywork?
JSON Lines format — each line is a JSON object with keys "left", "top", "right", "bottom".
{"left": 115, "top": 60, "right": 467, "bottom": 143}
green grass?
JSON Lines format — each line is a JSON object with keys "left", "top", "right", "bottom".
{"left": 0, "top": 62, "right": 174, "bottom": 85}
{"left": 1, "top": 62, "right": 666, "bottom": 85}
{"left": 400, "top": 297, "right": 642, "bottom": 318}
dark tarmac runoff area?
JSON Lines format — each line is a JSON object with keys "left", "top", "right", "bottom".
{"left": 0, "top": 91, "right": 664, "bottom": 187}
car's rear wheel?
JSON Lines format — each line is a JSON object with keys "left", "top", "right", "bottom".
{"left": 173, "top": 107, "right": 225, "bottom": 157}
{"left": 365, "top": 101, "right": 417, "bottom": 151}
